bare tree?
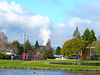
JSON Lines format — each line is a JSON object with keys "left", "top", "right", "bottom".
{"left": 0, "top": 32, "right": 8, "bottom": 52}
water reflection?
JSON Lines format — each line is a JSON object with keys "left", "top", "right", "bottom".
{"left": 0, "top": 69, "right": 100, "bottom": 75}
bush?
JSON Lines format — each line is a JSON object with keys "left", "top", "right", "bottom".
{"left": 0, "top": 52, "right": 8, "bottom": 59}
{"left": 0, "top": 52, "right": 5, "bottom": 59}
{"left": 40, "top": 54, "right": 47, "bottom": 59}
{"left": 4, "top": 54, "right": 8, "bottom": 59}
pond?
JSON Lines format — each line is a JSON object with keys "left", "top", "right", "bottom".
{"left": 0, "top": 69, "right": 100, "bottom": 75}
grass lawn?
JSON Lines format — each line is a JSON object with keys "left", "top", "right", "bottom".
{"left": 0, "top": 59, "right": 100, "bottom": 69}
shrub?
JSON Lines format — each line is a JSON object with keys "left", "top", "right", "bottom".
{"left": 0, "top": 52, "right": 5, "bottom": 59}
{"left": 0, "top": 52, "right": 8, "bottom": 59}
{"left": 40, "top": 54, "right": 47, "bottom": 59}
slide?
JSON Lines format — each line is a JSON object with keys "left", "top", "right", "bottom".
{"left": 73, "top": 54, "right": 80, "bottom": 60}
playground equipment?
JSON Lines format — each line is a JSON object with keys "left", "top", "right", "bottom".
{"left": 71, "top": 46, "right": 98, "bottom": 60}
{"left": 73, "top": 54, "right": 80, "bottom": 60}
{"left": 82, "top": 46, "right": 98, "bottom": 60}
{"left": 70, "top": 54, "right": 81, "bottom": 60}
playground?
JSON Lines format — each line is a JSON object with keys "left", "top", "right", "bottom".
{"left": 11, "top": 46, "right": 99, "bottom": 60}
{"left": 70, "top": 46, "right": 98, "bottom": 60}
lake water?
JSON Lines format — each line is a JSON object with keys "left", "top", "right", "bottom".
{"left": 0, "top": 69, "right": 100, "bottom": 75}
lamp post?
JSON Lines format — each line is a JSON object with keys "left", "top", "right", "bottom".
{"left": 21, "top": 33, "right": 26, "bottom": 53}
{"left": 23, "top": 33, "right": 26, "bottom": 53}
{"left": 21, "top": 33, "right": 29, "bottom": 53}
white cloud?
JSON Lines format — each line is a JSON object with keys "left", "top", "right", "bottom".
{"left": 67, "top": 17, "right": 91, "bottom": 28}
{"left": 51, "top": 17, "right": 92, "bottom": 47}
{"left": 0, "top": 1, "right": 51, "bottom": 45}
{"left": 0, "top": 29, "right": 6, "bottom": 33}
{"left": 1, "top": 0, "right": 100, "bottom": 47}
{"left": 0, "top": 1, "right": 23, "bottom": 14}
{"left": 66, "top": 2, "right": 100, "bottom": 37}
{"left": 54, "top": 23, "right": 65, "bottom": 29}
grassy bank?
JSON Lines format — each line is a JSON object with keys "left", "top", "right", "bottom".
{"left": 0, "top": 60, "right": 100, "bottom": 69}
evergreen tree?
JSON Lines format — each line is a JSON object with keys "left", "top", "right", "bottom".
{"left": 82, "top": 28, "right": 96, "bottom": 45}
{"left": 73, "top": 27, "right": 81, "bottom": 39}
{"left": 55, "top": 46, "right": 61, "bottom": 55}
{"left": 25, "top": 40, "right": 32, "bottom": 53}
{"left": 82, "top": 28, "right": 90, "bottom": 42}
{"left": 34, "top": 40, "right": 39, "bottom": 49}
{"left": 34, "top": 40, "right": 40, "bottom": 53}
{"left": 88, "top": 29, "right": 96, "bottom": 45}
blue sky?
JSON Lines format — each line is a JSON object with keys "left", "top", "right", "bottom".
{"left": 0, "top": 0, "right": 100, "bottom": 47}
{"left": 7, "top": 0, "right": 99, "bottom": 23}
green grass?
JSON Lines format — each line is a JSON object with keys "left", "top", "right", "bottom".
{"left": 0, "top": 60, "right": 100, "bottom": 69}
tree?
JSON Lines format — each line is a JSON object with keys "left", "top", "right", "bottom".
{"left": 88, "top": 29, "right": 96, "bottom": 45}
{"left": 34, "top": 40, "right": 39, "bottom": 49}
{"left": 46, "top": 39, "right": 51, "bottom": 50}
{"left": 12, "top": 40, "right": 23, "bottom": 55}
{"left": 82, "top": 28, "right": 96, "bottom": 45}
{"left": 0, "top": 32, "right": 8, "bottom": 52}
{"left": 25, "top": 40, "right": 32, "bottom": 53}
{"left": 91, "top": 41, "right": 99, "bottom": 47}
{"left": 44, "top": 39, "right": 53, "bottom": 58}
{"left": 34, "top": 40, "right": 40, "bottom": 53}
{"left": 55, "top": 46, "right": 61, "bottom": 55}
{"left": 73, "top": 27, "right": 81, "bottom": 39}
{"left": 82, "top": 28, "right": 90, "bottom": 41}
{"left": 44, "top": 49, "right": 54, "bottom": 59}
{"left": 61, "top": 38, "right": 88, "bottom": 58}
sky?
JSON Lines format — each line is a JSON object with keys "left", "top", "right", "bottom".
{"left": 0, "top": 0, "right": 100, "bottom": 47}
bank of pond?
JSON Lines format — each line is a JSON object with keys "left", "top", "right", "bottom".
{"left": 0, "top": 69, "right": 100, "bottom": 75}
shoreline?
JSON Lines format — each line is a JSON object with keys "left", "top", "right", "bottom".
{"left": 0, "top": 66, "right": 100, "bottom": 72}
